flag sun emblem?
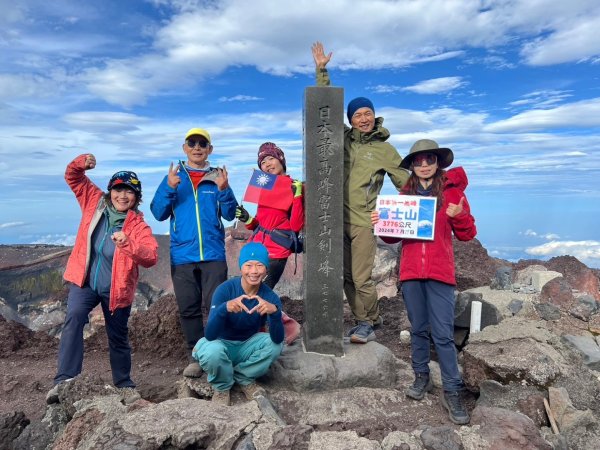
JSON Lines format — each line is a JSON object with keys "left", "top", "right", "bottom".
{"left": 256, "top": 173, "right": 271, "bottom": 186}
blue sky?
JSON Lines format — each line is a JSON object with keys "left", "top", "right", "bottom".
{"left": 1, "top": 0, "right": 599, "bottom": 268}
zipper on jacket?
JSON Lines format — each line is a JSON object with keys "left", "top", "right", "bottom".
{"left": 84, "top": 202, "right": 106, "bottom": 283}
{"left": 420, "top": 242, "right": 426, "bottom": 278}
{"left": 92, "top": 218, "right": 110, "bottom": 291}
{"left": 180, "top": 161, "right": 205, "bottom": 261}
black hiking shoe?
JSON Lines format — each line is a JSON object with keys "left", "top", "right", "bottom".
{"left": 405, "top": 372, "right": 433, "bottom": 400}
{"left": 441, "top": 390, "right": 470, "bottom": 425}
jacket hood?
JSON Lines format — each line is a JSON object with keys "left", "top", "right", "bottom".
{"left": 444, "top": 166, "right": 468, "bottom": 191}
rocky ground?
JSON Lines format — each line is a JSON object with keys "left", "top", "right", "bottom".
{"left": 1, "top": 290, "right": 470, "bottom": 430}
{"left": 3, "top": 237, "right": 600, "bottom": 448}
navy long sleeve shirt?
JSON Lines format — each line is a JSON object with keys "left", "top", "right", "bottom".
{"left": 204, "top": 277, "right": 284, "bottom": 344}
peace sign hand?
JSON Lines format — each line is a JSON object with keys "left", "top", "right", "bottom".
{"left": 247, "top": 295, "right": 278, "bottom": 316}
{"left": 214, "top": 165, "right": 229, "bottom": 191}
{"left": 167, "top": 162, "right": 181, "bottom": 189}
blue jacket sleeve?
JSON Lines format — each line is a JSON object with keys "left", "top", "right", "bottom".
{"left": 218, "top": 186, "right": 238, "bottom": 221}
{"left": 150, "top": 176, "right": 177, "bottom": 222}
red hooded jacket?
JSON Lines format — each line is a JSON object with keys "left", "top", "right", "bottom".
{"left": 63, "top": 155, "right": 158, "bottom": 312}
{"left": 383, "top": 167, "right": 476, "bottom": 285}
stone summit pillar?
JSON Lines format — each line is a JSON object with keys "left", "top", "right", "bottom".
{"left": 302, "top": 86, "right": 345, "bottom": 356}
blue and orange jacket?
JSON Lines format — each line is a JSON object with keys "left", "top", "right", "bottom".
{"left": 150, "top": 161, "right": 237, "bottom": 265}
{"left": 63, "top": 154, "right": 158, "bottom": 312}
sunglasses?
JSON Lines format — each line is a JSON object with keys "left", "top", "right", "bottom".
{"left": 186, "top": 139, "right": 210, "bottom": 149}
{"left": 412, "top": 153, "right": 437, "bottom": 167}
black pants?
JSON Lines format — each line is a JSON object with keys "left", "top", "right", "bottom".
{"left": 264, "top": 258, "right": 287, "bottom": 289}
{"left": 171, "top": 261, "right": 228, "bottom": 352}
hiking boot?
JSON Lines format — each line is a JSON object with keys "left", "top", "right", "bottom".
{"left": 46, "top": 378, "right": 74, "bottom": 404}
{"left": 441, "top": 390, "right": 470, "bottom": 425}
{"left": 346, "top": 323, "right": 360, "bottom": 337}
{"left": 212, "top": 389, "right": 231, "bottom": 406}
{"left": 239, "top": 382, "right": 266, "bottom": 400}
{"left": 183, "top": 362, "right": 202, "bottom": 378}
{"left": 350, "top": 321, "right": 375, "bottom": 344}
{"left": 373, "top": 315, "right": 384, "bottom": 330}
{"left": 405, "top": 373, "right": 433, "bottom": 400}
{"left": 118, "top": 387, "right": 141, "bottom": 405}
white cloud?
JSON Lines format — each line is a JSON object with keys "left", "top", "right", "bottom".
{"left": 402, "top": 77, "right": 467, "bottom": 94}
{"left": 526, "top": 240, "right": 600, "bottom": 266}
{"left": 0, "top": 221, "right": 27, "bottom": 229}
{"left": 509, "top": 90, "right": 573, "bottom": 109}
{"left": 32, "top": 234, "right": 76, "bottom": 246}
{"left": 484, "top": 98, "right": 600, "bottom": 132}
{"left": 219, "top": 95, "right": 263, "bottom": 102}
{"left": 522, "top": 229, "right": 560, "bottom": 240}
{"left": 1, "top": 1, "right": 599, "bottom": 107}
{"left": 63, "top": 111, "right": 149, "bottom": 133}
{"left": 521, "top": 13, "right": 600, "bottom": 65}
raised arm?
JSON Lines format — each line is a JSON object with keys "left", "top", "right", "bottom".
{"left": 312, "top": 41, "right": 332, "bottom": 86}
{"left": 65, "top": 154, "right": 103, "bottom": 210}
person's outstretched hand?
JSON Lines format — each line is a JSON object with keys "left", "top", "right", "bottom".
{"left": 312, "top": 41, "right": 332, "bottom": 69}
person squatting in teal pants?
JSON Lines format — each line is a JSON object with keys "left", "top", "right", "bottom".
{"left": 192, "top": 243, "right": 284, "bottom": 405}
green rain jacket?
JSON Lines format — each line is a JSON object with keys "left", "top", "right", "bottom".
{"left": 317, "top": 68, "right": 410, "bottom": 228}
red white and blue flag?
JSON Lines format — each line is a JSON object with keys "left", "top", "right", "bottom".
{"left": 243, "top": 169, "right": 293, "bottom": 210}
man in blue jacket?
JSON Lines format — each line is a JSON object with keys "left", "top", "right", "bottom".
{"left": 151, "top": 128, "right": 237, "bottom": 378}
{"left": 193, "top": 243, "right": 284, "bottom": 406}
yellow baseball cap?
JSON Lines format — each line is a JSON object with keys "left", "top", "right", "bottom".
{"left": 184, "top": 128, "right": 211, "bottom": 143}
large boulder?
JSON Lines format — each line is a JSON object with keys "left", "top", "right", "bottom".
{"left": 267, "top": 341, "right": 407, "bottom": 392}
{"left": 462, "top": 318, "right": 567, "bottom": 391}
{"left": 545, "top": 256, "right": 600, "bottom": 301}
{"left": 470, "top": 406, "right": 552, "bottom": 449}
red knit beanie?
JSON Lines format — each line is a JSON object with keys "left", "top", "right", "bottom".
{"left": 257, "top": 142, "right": 286, "bottom": 172}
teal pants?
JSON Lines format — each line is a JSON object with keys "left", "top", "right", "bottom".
{"left": 193, "top": 333, "right": 283, "bottom": 392}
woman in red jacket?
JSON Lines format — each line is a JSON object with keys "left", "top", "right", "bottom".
{"left": 373, "top": 139, "right": 476, "bottom": 425}
{"left": 235, "top": 142, "right": 304, "bottom": 344}
{"left": 47, "top": 154, "right": 158, "bottom": 405}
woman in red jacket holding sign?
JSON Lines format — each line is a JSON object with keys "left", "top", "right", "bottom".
{"left": 373, "top": 139, "right": 476, "bottom": 425}
{"left": 235, "top": 142, "right": 304, "bottom": 344}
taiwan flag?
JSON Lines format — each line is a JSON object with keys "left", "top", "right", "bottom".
{"left": 243, "top": 169, "right": 293, "bottom": 211}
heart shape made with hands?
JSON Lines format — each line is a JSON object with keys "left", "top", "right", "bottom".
{"left": 240, "top": 295, "right": 260, "bottom": 314}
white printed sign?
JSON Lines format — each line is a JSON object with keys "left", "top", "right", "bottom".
{"left": 374, "top": 195, "right": 437, "bottom": 240}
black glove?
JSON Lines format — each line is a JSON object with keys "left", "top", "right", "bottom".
{"left": 235, "top": 205, "right": 252, "bottom": 224}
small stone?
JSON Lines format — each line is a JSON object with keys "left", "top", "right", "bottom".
{"left": 400, "top": 330, "right": 411, "bottom": 344}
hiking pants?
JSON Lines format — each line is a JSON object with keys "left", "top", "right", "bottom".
{"left": 55, "top": 284, "right": 134, "bottom": 388}
{"left": 193, "top": 333, "right": 283, "bottom": 392}
{"left": 343, "top": 224, "right": 379, "bottom": 325}
{"left": 171, "top": 261, "right": 228, "bottom": 354}
{"left": 402, "top": 279, "right": 464, "bottom": 391}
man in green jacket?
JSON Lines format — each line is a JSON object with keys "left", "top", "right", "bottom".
{"left": 312, "top": 42, "right": 410, "bottom": 344}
